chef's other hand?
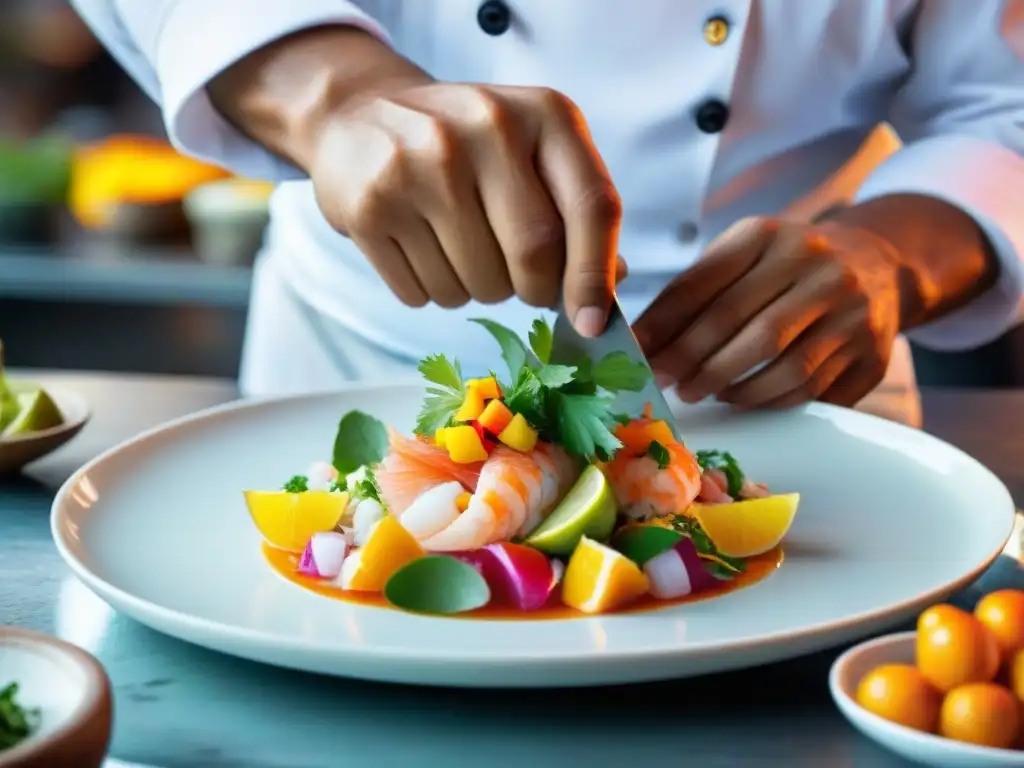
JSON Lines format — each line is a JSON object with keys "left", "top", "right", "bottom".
{"left": 209, "top": 27, "right": 620, "bottom": 337}
{"left": 633, "top": 217, "right": 903, "bottom": 409}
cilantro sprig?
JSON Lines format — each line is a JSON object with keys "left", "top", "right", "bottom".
{"left": 414, "top": 354, "right": 467, "bottom": 436}
{"left": 669, "top": 516, "right": 747, "bottom": 580}
{"left": 0, "top": 682, "right": 38, "bottom": 750}
{"left": 696, "top": 450, "right": 745, "bottom": 497}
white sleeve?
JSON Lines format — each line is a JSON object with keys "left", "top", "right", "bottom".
{"left": 854, "top": 0, "right": 1024, "bottom": 352}
{"left": 69, "top": 0, "right": 392, "bottom": 181}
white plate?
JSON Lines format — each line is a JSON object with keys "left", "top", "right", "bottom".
{"left": 51, "top": 385, "right": 1016, "bottom": 688}
{"left": 831, "top": 632, "right": 1024, "bottom": 766}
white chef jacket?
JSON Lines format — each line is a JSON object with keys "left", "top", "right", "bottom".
{"left": 71, "top": 0, "right": 1024, "bottom": 405}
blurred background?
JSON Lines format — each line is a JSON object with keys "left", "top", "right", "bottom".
{"left": 0, "top": 1, "right": 1022, "bottom": 386}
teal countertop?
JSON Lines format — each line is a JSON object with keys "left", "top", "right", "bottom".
{"left": 2, "top": 373, "right": 1022, "bottom": 767}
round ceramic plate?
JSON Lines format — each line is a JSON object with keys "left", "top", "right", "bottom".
{"left": 51, "top": 385, "right": 1016, "bottom": 688}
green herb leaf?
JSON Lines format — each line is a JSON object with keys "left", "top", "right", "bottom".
{"left": 610, "top": 525, "right": 682, "bottom": 566}
{"left": 384, "top": 556, "right": 491, "bottom": 614}
{"left": 535, "top": 364, "right": 577, "bottom": 389}
{"left": 332, "top": 411, "right": 389, "bottom": 474}
{"left": 528, "top": 318, "right": 553, "bottom": 364}
{"left": 647, "top": 440, "right": 671, "bottom": 469}
{"left": 354, "top": 470, "right": 383, "bottom": 504}
{"left": 282, "top": 475, "right": 309, "bottom": 493}
{"left": 669, "top": 516, "right": 747, "bottom": 577}
{"left": 329, "top": 478, "right": 347, "bottom": 493}
{"left": 552, "top": 391, "right": 622, "bottom": 460}
{"left": 592, "top": 351, "right": 652, "bottom": 392}
{"left": 0, "top": 682, "right": 38, "bottom": 750}
{"left": 504, "top": 367, "right": 547, "bottom": 428}
{"left": 415, "top": 354, "right": 465, "bottom": 436}
{"left": 696, "top": 450, "right": 745, "bottom": 498}
{"left": 470, "top": 318, "right": 533, "bottom": 380}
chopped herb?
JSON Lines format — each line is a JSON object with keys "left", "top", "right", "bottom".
{"left": 647, "top": 440, "right": 671, "bottom": 469}
{"left": 669, "top": 515, "right": 747, "bottom": 579}
{"left": 329, "top": 478, "right": 347, "bottom": 493}
{"left": 332, "top": 410, "right": 388, "bottom": 474}
{"left": 696, "top": 449, "right": 745, "bottom": 498}
{"left": 613, "top": 413, "right": 633, "bottom": 426}
{"left": 464, "top": 317, "right": 653, "bottom": 462}
{"left": 282, "top": 475, "right": 309, "bottom": 493}
{"left": 0, "top": 682, "right": 38, "bottom": 750}
{"left": 414, "top": 354, "right": 466, "bottom": 436}
{"left": 355, "top": 470, "right": 383, "bottom": 505}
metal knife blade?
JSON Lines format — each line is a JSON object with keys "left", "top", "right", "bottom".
{"left": 550, "top": 299, "right": 680, "bottom": 437}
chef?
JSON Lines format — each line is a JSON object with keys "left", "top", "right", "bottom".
{"left": 71, "top": 1, "right": 1024, "bottom": 425}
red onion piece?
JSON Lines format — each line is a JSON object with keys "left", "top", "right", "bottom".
{"left": 297, "top": 532, "right": 349, "bottom": 578}
{"left": 643, "top": 538, "right": 718, "bottom": 599}
{"left": 454, "top": 543, "right": 555, "bottom": 611}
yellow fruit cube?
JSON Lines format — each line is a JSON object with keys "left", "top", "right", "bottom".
{"left": 434, "top": 427, "right": 450, "bottom": 449}
{"left": 339, "top": 514, "right": 424, "bottom": 592}
{"left": 467, "top": 376, "right": 502, "bottom": 401}
{"left": 478, "top": 399, "right": 514, "bottom": 435}
{"left": 454, "top": 387, "right": 487, "bottom": 422}
{"left": 445, "top": 424, "right": 490, "bottom": 463}
{"left": 561, "top": 537, "right": 649, "bottom": 614}
{"left": 497, "top": 413, "right": 538, "bottom": 453}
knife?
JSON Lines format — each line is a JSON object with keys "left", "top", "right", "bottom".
{"left": 550, "top": 298, "right": 680, "bottom": 438}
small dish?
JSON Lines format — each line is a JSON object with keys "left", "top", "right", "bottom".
{"left": 830, "top": 632, "right": 1024, "bottom": 767}
{"left": 0, "top": 627, "right": 112, "bottom": 768}
{"left": 0, "top": 385, "right": 90, "bottom": 475}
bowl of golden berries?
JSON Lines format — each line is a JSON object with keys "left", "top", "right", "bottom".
{"left": 830, "top": 589, "right": 1024, "bottom": 767}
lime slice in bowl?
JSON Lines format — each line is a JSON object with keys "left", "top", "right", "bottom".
{"left": 2, "top": 388, "right": 64, "bottom": 437}
{"left": 524, "top": 465, "right": 618, "bottom": 556}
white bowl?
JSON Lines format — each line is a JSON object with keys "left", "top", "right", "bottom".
{"left": 830, "top": 632, "right": 1024, "bottom": 767}
{"left": 0, "top": 627, "right": 112, "bottom": 767}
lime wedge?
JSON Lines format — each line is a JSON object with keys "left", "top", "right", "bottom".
{"left": 0, "top": 385, "right": 17, "bottom": 432}
{"left": 524, "top": 465, "right": 618, "bottom": 556}
{"left": 2, "top": 388, "right": 64, "bottom": 437}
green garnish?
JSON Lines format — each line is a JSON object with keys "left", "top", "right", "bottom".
{"left": 0, "top": 682, "right": 38, "bottom": 750}
{"left": 354, "top": 470, "right": 382, "bottom": 504}
{"left": 329, "top": 479, "right": 347, "bottom": 493}
{"left": 610, "top": 525, "right": 682, "bottom": 566}
{"left": 384, "top": 556, "right": 491, "bottom": 614}
{"left": 696, "top": 449, "right": 745, "bottom": 498}
{"left": 414, "top": 354, "right": 466, "bottom": 436}
{"left": 670, "top": 516, "right": 747, "bottom": 579}
{"left": 647, "top": 440, "right": 671, "bottom": 469}
{"left": 282, "top": 475, "right": 309, "bottom": 493}
{"left": 463, "top": 318, "right": 652, "bottom": 461}
{"left": 332, "top": 410, "right": 388, "bottom": 475}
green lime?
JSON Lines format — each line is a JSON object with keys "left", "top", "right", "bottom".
{"left": 524, "top": 465, "right": 618, "bottom": 556}
{"left": 2, "top": 388, "right": 63, "bottom": 437}
{"left": 0, "top": 386, "right": 17, "bottom": 432}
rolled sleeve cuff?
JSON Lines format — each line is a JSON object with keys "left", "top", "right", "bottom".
{"left": 854, "top": 134, "right": 1024, "bottom": 351}
{"left": 157, "top": 0, "right": 392, "bottom": 182}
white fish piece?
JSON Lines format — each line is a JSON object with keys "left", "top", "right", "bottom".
{"left": 399, "top": 481, "right": 465, "bottom": 540}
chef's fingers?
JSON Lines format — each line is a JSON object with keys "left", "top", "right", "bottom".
{"left": 389, "top": 212, "right": 470, "bottom": 308}
{"left": 647, "top": 224, "right": 809, "bottom": 386}
{"left": 531, "top": 89, "right": 620, "bottom": 337}
{"left": 615, "top": 255, "right": 629, "bottom": 284}
{"left": 402, "top": 116, "right": 513, "bottom": 305}
{"left": 716, "top": 307, "right": 866, "bottom": 408}
{"left": 350, "top": 231, "right": 429, "bottom": 308}
{"left": 633, "top": 217, "right": 775, "bottom": 356}
{"left": 743, "top": 343, "right": 858, "bottom": 411}
{"left": 818, "top": 356, "right": 888, "bottom": 407}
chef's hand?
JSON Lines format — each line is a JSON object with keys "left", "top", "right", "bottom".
{"left": 633, "top": 217, "right": 903, "bottom": 409}
{"left": 309, "top": 80, "right": 622, "bottom": 337}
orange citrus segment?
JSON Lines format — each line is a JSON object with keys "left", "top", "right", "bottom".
{"left": 244, "top": 490, "right": 349, "bottom": 553}
{"left": 339, "top": 515, "right": 424, "bottom": 592}
{"left": 689, "top": 493, "right": 799, "bottom": 558}
{"left": 561, "top": 536, "right": 649, "bottom": 614}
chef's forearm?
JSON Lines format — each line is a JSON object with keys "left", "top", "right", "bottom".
{"left": 207, "top": 25, "right": 431, "bottom": 174}
{"left": 826, "top": 194, "right": 1000, "bottom": 332}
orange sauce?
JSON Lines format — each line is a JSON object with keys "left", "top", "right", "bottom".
{"left": 263, "top": 543, "right": 783, "bottom": 620}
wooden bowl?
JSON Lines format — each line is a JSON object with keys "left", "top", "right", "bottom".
{"left": 0, "top": 386, "right": 89, "bottom": 476}
{"left": 0, "top": 628, "right": 113, "bottom": 768}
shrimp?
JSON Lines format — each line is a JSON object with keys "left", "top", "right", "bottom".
{"left": 375, "top": 429, "right": 482, "bottom": 514}
{"left": 697, "top": 469, "right": 771, "bottom": 504}
{"left": 604, "top": 424, "right": 702, "bottom": 521}
{"left": 418, "top": 443, "right": 578, "bottom": 552}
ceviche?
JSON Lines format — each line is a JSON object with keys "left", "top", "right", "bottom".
{"left": 244, "top": 317, "right": 799, "bottom": 617}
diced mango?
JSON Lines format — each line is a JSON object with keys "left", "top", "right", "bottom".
{"left": 615, "top": 419, "right": 676, "bottom": 455}
{"left": 498, "top": 413, "right": 538, "bottom": 453}
{"left": 434, "top": 427, "right": 450, "bottom": 449}
{"left": 643, "top": 420, "right": 676, "bottom": 448}
{"left": 467, "top": 376, "right": 502, "bottom": 401}
{"left": 456, "top": 492, "right": 472, "bottom": 512}
{"left": 446, "top": 424, "right": 490, "bottom": 463}
{"left": 477, "top": 399, "right": 514, "bottom": 435}
{"left": 454, "top": 387, "right": 487, "bottom": 422}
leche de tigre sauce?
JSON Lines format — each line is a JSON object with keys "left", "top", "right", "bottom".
{"left": 263, "top": 543, "right": 783, "bottom": 620}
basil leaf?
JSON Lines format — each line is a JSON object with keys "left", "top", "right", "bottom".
{"left": 384, "top": 556, "right": 491, "bottom": 615}
{"left": 469, "top": 318, "right": 533, "bottom": 379}
{"left": 332, "top": 411, "right": 389, "bottom": 474}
